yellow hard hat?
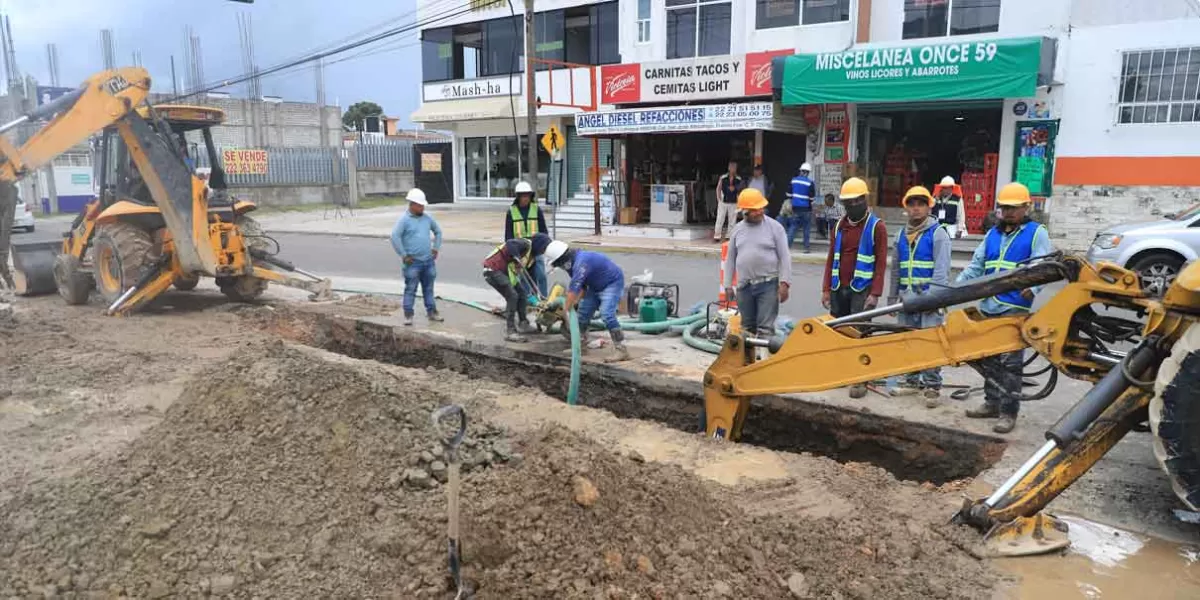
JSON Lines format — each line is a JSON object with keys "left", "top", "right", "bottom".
{"left": 840, "top": 177, "right": 870, "bottom": 200}
{"left": 902, "top": 185, "right": 934, "bottom": 207}
{"left": 996, "top": 182, "right": 1032, "bottom": 206}
{"left": 737, "top": 187, "right": 768, "bottom": 211}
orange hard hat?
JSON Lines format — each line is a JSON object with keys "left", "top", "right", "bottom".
{"left": 997, "top": 182, "right": 1032, "bottom": 206}
{"left": 902, "top": 186, "right": 934, "bottom": 207}
{"left": 737, "top": 187, "right": 768, "bottom": 211}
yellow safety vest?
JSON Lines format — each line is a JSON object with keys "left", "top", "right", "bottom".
{"left": 510, "top": 204, "right": 540, "bottom": 238}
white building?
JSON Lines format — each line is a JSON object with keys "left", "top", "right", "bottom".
{"left": 413, "top": 0, "right": 1200, "bottom": 246}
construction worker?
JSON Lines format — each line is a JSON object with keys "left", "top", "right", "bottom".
{"left": 787, "top": 162, "right": 816, "bottom": 252}
{"left": 933, "top": 176, "right": 967, "bottom": 238}
{"left": 822, "top": 177, "right": 888, "bottom": 399}
{"left": 544, "top": 240, "right": 630, "bottom": 362}
{"left": 505, "top": 180, "right": 549, "bottom": 296}
{"left": 888, "top": 186, "right": 952, "bottom": 407}
{"left": 957, "top": 182, "right": 1052, "bottom": 433}
{"left": 723, "top": 188, "right": 791, "bottom": 337}
{"left": 390, "top": 188, "right": 443, "bottom": 326}
{"left": 482, "top": 232, "right": 553, "bottom": 343}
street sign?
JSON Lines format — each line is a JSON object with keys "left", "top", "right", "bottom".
{"left": 541, "top": 125, "right": 563, "bottom": 160}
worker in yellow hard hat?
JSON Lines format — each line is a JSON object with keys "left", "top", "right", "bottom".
{"left": 956, "top": 181, "right": 1053, "bottom": 433}
{"left": 723, "top": 188, "right": 792, "bottom": 337}
{"left": 888, "top": 186, "right": 953, "bottom": 407}
{"left": 823, "top": 177, "right": 889, "bottom": 399}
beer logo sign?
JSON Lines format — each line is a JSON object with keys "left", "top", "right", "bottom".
{"left": 600, "top": 64, "right": 641, "bottom": 104}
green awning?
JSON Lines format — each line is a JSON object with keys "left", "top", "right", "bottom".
{"left": 781, "top": 37, "right": 1052, "bottom": 105}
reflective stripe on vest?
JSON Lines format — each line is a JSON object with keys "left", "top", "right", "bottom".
{"left": 789, "top": 177, "right": 813, "bottom": 209}
{"left": 982, "top": 221, "right": 1043, "bottom": 310}
{"left": 830, "top": 214, "right": 880, "bottom": 292}
{"left": 510, "top": 204, "right": 539, "bottom": 238}
{"left": 486, "top": 242, "right": 532, "bottom": 287}
{"left": 898, "top": 227, "right": 938, "bottom": 292}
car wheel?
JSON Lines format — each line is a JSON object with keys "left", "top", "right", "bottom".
{"left": 25, "top": 224, "right": 34, "bottom": 233}
{"left": 1129, "top": 252, "right": 1185, "bottom": 297}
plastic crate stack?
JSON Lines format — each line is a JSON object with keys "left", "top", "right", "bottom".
{"left": 961, "top": 153, "right": 999, "bottom": 234}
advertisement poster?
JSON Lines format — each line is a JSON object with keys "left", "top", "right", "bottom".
{"left": 222, "top": 149, "right": 269, "bottom": 175}
{"left": 1012, "top": 120, "right": 1058, "bottom": 196}
{"left": 823, "top": 103, "right": 848, "bottom": 164}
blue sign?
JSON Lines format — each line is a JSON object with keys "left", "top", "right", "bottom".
{"left": 1012, "top": 101, "right": 1028, "bottom": 116}
{"left": 575, "top": 102, "right": 776, "bottom": 135}
{"left": 36, "top": 86, "right": 74, "bottom": 107}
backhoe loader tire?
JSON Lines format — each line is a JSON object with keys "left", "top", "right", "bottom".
{"left": 218, "top": 215, "right": 269, "bottom": 302}
{"left": 1150, "top": 322, "right": 1200, "bottom": 511}
{"left": 173, "top": 275, "right": 200, "bottom": 291}
{"left": 93, "top": 222, "right": 155, "bottom": 304}
{"left": 53, "top": 254, "right": 92, "bottom": 305}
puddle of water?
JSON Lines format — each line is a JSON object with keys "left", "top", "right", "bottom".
{"left": 1001, "top": 515, "right": 1200, "bottom": 599}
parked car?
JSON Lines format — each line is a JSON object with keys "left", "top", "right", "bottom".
{"left": 12, "top": 196, "right": 35, "bottom": 232}
{"left": 1086, "top": 202, "right": 1200, "bottom": 296}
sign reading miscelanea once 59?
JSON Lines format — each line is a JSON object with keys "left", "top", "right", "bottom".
{"left": 782, "top": 37, "right": 1046, "bottom": 105}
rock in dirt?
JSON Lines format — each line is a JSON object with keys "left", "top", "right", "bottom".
{"left": 210, "top": 574, "right": 237, "bottom": 595}
{"left": 787, "top": 572, "right": 810, "bottom": 598}
{"left": 572, "top": 475, "right": 600, "bottom": 507}
{"left": 635, "top": 554, "right": 655, "bottom": 575}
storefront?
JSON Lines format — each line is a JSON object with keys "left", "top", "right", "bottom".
{"left": 777, "top": 36, "right": 1058, "bottom": 233}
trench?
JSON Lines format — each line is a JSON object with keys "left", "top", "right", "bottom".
{"left": 254, "top": 308, "right": 1007, "bottom": 485}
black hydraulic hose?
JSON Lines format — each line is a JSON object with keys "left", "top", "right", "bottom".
{"left": 901, "top": 260, "right": 1069, "bottom": 315}
{"left": 1046, "top": 338, "right": 1161, "bottom": 448}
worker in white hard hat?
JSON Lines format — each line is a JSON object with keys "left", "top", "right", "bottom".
{"left": 932, "top": 175, "right": 967, "bottom": 238}
{"left": 389, "top": 188, "right": 444, "bottom": 326}
{"left": 544, "top": 240, "right": 630, "bottom": 362}
{"left": 787, "top": 162, "right": 816, "bottom": 252}
{"left": 505, "top": 180, "right": 549, "bottom": 297}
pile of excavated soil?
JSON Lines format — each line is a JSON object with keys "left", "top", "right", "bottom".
{"left": 0, "top": 341, "right": 999, "bottom": 599}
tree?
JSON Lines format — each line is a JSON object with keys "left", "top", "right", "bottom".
{"left": 342, "top": 101, "right": 384, "bottom": 132}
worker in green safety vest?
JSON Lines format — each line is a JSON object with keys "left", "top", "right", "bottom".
{"left": 505, "top": 180, "right": 549, "bottom": 296}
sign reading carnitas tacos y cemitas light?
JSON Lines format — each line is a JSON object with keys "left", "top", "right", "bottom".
{"left": 600, "top": 50, "right": 793, "bottom": 105}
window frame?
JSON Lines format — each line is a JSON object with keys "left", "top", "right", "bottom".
{"left": 1115, "top": 46, "right": 1200, "bottom": 126}
{"left": 755, "top": 0, "right": 850, "bottom": 30}
{"left": 666, "top": 0, "right": 732, "bottom": 59}
{"left": 636, "top": 0, "right": 652, "bottom": 44}
{"left": 902, "top": 0, "right": 1000, "bottom": 41}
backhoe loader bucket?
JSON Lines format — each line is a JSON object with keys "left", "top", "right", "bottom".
{"left": 10, "top": 240, "right": 60, "bottom": 296}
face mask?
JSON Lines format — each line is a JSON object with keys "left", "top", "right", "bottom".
{"left": 846, "top": 204, "right": 868, "bottom": 221}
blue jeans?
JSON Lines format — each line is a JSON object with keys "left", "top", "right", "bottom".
{"left": 577, "top": 277, "right": 624, "bottom": 331}
{"left": 786, "top": 208, "right": 812, "bottom": 250}
{"left": 737, "top": 279, "right": 779, "bottom": 336}
{"left": 403, "top": 258, "right": 437, "bottom": 316}
{"left": 898, "top": 310, "right": 944, "bottom": 389}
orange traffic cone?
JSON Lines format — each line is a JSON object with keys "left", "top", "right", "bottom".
{"left": 718, "top": 241, "right": 737, "bottom": 309}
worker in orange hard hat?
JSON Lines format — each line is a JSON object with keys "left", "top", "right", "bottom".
{"left": 888, "top": 186, "right": 953, "bottom": 407}
{"left": 956, "top": 182, "right": 1053, "bottom": 433}
{"left": 823, "top": 177, "right": 889, "bottom": 399}
{"left": 723, "top": 188, "right": 792, "bottom": 337}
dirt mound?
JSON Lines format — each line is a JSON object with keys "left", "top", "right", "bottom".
{"left": 0, "top": 342, "right": 998, "bottom": 598}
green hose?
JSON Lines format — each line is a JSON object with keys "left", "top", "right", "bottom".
{"left": 567, "top": 308, "right": 581, "bottom": 406}
{"left": 589, "top": 311, "right": 705, "bottom": 332}
{"left": 683, "top": 319, "right": 724, "bottom": 354}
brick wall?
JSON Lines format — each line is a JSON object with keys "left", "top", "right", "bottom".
{"left": 1048, "top": 184, "right": 1200, "bottom": 252}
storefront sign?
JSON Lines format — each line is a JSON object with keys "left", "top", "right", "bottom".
{"left": 420, "top": 153, "right": 442, "bottom": 172}
{"left": 423, "top": 75, "right": 518, "bottom": 102}
{"left": 575, "top": 102, "right": 775, "bottom": 135}
{"left": 781, "top": 37, "right": 1047, "bottom": 105}
{"left": 222, "top": 149, "right": 268, "bottom": 175}
{"left": 600, "top": 50, "right": 792, "bottom": 105}
{"left": 823, "top": 104, "right": 848, "bottom": 164}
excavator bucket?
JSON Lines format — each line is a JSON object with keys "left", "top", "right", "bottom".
{"left": 981, "top": 513, "right": 1070, "bottom": 557}
{"left": 10, "top": 240, "right": 60, "bottom": 296}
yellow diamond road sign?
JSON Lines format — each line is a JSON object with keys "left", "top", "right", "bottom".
{"left": 541, "top": 125, "right": 563, "bottom": 158}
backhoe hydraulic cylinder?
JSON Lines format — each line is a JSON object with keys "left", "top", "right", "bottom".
{"left": 901, "top": 261, "right": 1066, "bottom": 315}
{"left": 1046, "top": 340, "right": 1159, "bottom": 447}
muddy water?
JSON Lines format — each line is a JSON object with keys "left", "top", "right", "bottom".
{"left": 1002, "top": 515, "right": 1200, "bottom": 599}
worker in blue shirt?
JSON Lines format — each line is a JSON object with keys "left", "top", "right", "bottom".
{"left": 956, "top": 182, "right": 1053, "bottom": 434}
{"left": 390, "top": 188, "right": 444, "bottom": 326}
{"left": 544, "top": 240, "right": 629, "bottom": 362}
{"left": 788, "top": 162, "right": 816, "bottom": 253}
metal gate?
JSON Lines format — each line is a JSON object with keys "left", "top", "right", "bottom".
{"left": 412, "top": 142, "right": 453, "bottom": 204}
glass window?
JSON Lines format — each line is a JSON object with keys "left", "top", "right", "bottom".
{"left": 489, "top": 136, "right": 521, "bottom": 198}
{"left": 463, "top": 137, "right": 488, "bottom": 197}
{"left": 592, "top": 2, "right": 621, "bottom": 65}
{"left": 534, "top": 10, "right": 565, "bottom": 68}
{"left": 668, "top": 1, "right": 730, "bottom": 59}
{"left": 904, "top": 0, "right": 998, "bottom": 39}
{"left": 903, "top": 0, "right": 948, "bottom": 39}
{"left": 667, "top": 7, "right": 697, "bottom": 59}
{"left": 756, "top": 0, "right": 799, "bottom": 30}
{"left": 1117, "top": 47, "right": 1200, "bottom": 124}
{"left": 482, "top": 16, "right": 523, "bottom": 76}
{"left": 421, "top": 27, "right": 456, "bottom": 83}
{"left": 637, "top": 0, "right": 652, "bottom": 43}
{"left": 803, "top": 0, "right": 850, "bottom": 25}
{"left": 949, "top": 0, "right": 1000, "bottom": 35}
{"left": 698, "top": 3, "right": 732, "bottom": 57}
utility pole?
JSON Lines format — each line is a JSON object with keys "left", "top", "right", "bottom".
{"left": 524, "top": 0, "right": 537, "bottom": 189}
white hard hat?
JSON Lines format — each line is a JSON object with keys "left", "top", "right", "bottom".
{"left": 800, "top": 162, "right": 812, "bottom": 172}
{"left": 544, "top": 240, "right": 569, "bottom": 266}
{"left": 514, "top": 181, "right": 534, "bottom": 195}
{"left": 407, "top": 188, "right": 428, "bottom": 206}
{"left": 940, "top": 176, "right": 956, "bottom": 186}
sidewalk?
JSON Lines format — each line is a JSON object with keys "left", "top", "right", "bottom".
{"left": 256, "top": 204, "right": 976, "bottom": 269}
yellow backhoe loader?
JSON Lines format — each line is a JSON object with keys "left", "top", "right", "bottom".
{"left": 4, "top": 67, "right": 331, "bottom": 314}
{"left": 703, "top": 254, "right": 1200, "bottom": 556}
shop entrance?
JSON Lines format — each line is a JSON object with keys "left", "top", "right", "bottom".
{"left": 625, "top": 131, "right": 755, "bottom": 225}
{"left": 855, "top": 103, "right": 1002, "bottom": 209}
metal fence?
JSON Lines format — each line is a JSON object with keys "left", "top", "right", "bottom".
{"left": 194, "top": 139, "right": 420, "bottom": 187}
{"left": 357, "top": 138, "right": 415, "bottom": 170}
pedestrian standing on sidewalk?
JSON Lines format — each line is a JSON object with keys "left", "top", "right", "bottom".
{"left": 822, "top": 177, "right": 888, "bottom": 399}
{"left": 723, "top": 188, "right": 791, "bottom": 337}
{"left": 747, "top": 163, "right": 772, "bottom": 198}
{"left": 787, "top": 163, "right": 816, "bottom": 252}
{"left": 482, "top": 232, "right": 553, "bottom": 343}
{"left": 713, "top": 160, "right": 743, "bottom": 243}
{"left": 957, "top": 182, "right": 1052, "bottom": 434}
{"left": 821, "top": 193, "right": 844, "bottom": 239}
{"left": 390, "top": 188, "right": 444, "bottom": 326}
{"left": 888, "top": 186, "right": 952, "bottom": 407}
{"left": 544, "top": 241, "right": 630, "bottom": 362}
{"left": 504, "top": 180, "right": 549, "bottom": 296}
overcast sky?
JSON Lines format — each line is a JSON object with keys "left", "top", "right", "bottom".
{"left": 0, "top": 0, "right": 428, "bottom": 123}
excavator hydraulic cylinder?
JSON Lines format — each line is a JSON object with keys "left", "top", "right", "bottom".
{"left": 901, "top": 261, "right": 1067, "bottom": 314}
{"left": 1046, "top": 339, "right": 1160, "bottom": 447}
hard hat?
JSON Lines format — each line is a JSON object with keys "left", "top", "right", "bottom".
{"left": 903, "top": 186, "right": 934, "bottom": 207}
{"left": 514, "top": 181, "right": 534, "bottom": 195}
{"left": 406, "top": 188, "right": 428, "bottom": 206}
{"left": 800, "top": 162, "right": 812, "bottom": 172}
{"left": 530, "top": 232, "right": 552, "bottom": 256}
{"left": 996, "top": 182, "right": 1033, "bottom": 206}
{"left": 544, "top": 240, "right": 569, "bottom": 266}
{"left": 736, "top": 188, "right": 768, "bottom": 211}
{"left": 839, "top": 177, "right": 870, "bottom": 200}
{"left": 940, "top": 176, "right": 956, "bottom": 187}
